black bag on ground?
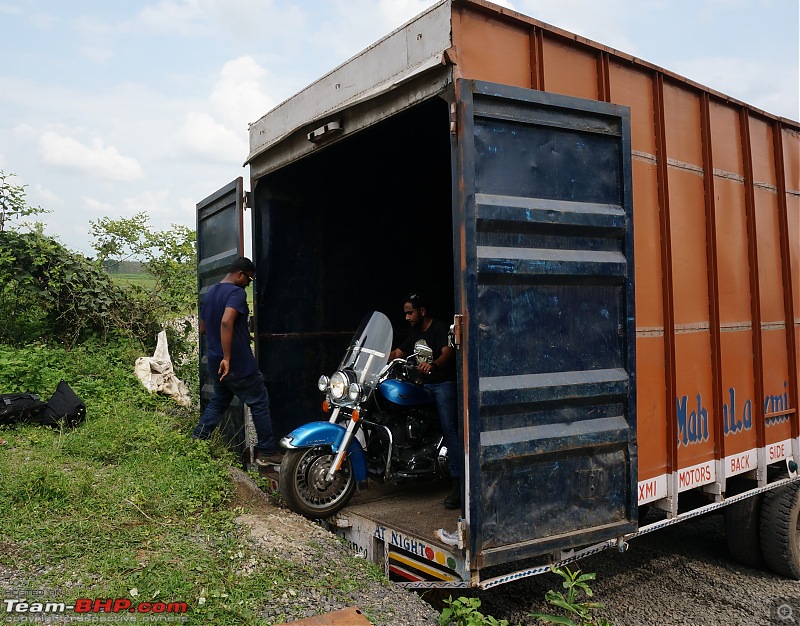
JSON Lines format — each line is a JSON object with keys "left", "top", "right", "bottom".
{"left": 36, "top": 380, "right": 86, "bottom": 428}
{"left": 0, "top": 393, "right": 47, "bottom": 425}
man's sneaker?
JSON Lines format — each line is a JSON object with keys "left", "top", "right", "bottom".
{"left": 254, "top": 450, "right": 284, "bottom": 467}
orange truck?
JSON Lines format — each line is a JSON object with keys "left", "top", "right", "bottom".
{"left": 197, "top": 0, "right": 799, "bottom": 588}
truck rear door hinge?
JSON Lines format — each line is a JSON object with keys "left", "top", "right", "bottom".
{"left": 449, "top": 102, "right": 457, "bottom": 134}
{"left": 451, "top": 314, "right": 463, "bottom": 348}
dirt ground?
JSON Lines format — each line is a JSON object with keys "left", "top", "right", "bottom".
{"left": 228, "top": 468, "right": 440, "bottom": 626}
{"left": 231, "top": 469, "right": 338, "bottom": 564}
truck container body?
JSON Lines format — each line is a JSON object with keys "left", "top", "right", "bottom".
{"left": 197, "top": 0, "right": 800, "bottom": 588}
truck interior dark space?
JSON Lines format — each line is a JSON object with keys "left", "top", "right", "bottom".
{"left": 252, "top": 96, "right": 454, "bottom": 439}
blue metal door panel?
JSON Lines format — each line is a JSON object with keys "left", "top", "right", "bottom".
{"left": 453, "top": 80, "right": 637, "bottom": 572}
{"left": 196, "top": 178, "right": 246, "bottom": 458}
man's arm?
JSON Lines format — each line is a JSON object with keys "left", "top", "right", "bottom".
{"left": 388, "top": 347, "right": 407, "bottom": 361}
{"left": 218, "top": 306, "right": 239, "bottom": 380}
{"left": 419, "top": 345, "right": 454, "bottom": 375}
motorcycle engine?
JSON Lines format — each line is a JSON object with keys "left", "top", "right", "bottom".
{"left": 405, "top": 412, "right": 430, "bottom": 442}
{"left": 396, "top": 409, "right": 441, "bottom": 476}
{"left": 365, "top": 409, "right": 443, "bottom": 479}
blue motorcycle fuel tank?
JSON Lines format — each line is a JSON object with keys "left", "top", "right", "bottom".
{"left": 377, "top": 378, "right": 435, "bottom": 408}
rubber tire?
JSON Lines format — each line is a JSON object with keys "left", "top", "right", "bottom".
{"left": 279, "top": 447, "right": 356, "bottom": 519}
{"left": 759, "top": 482, "right": 800, "bottom": 579}
{"left": 724, "top": 494, "right": 764, "bottom": 569}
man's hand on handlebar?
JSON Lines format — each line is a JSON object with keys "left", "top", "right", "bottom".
{"left": 418, "top": 361, "right": 436, "bottom": 375}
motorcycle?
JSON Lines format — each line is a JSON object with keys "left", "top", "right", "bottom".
{"left": 278, "top": 310, "right": 450, "bottom": 518}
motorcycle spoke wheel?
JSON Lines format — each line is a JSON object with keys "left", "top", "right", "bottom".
{"left": 279, "top": 447, "right": 355, "bottom": 518}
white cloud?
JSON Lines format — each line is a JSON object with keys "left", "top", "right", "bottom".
{"left": 39, "top": 132, "right": 145, "bottom": 181}
{"left": 74, "top": 15, "right": 116, "bottom": 65}
{"left": 218, "top": 0, "right": 307, "bottom": 48}
{"left": 134, "top": 0, "right": 208, "bottom": 36}
{"left": 28, "top": 10, "right": 58, "bottom": 31}
{"left": 81, "top": 195, "right": 116, "bottom": 214}
{"left": 77, "top": 188, "right": 191, "bottom": 235}
{"left": 123, "top": 188, "right": 194, "bottom": 226}
{"left": 176, "top": 111, "right": 246, "bottom": 163}
{"left": 488, "top": 0, "right": 516, "bottom": 9}
{"left": 174, "top": 56, "right": 276, "bottom": 161}
{"left": 0, "top": 3, "right": 21, "bottom": 15}
{"left": 22, "top": 213, "right": 93, "bottom": 254}
{"left": 12, "top": 123, "right": 37, "bottom": 138}
{"left": 210, "top": 56, "right": 276, "bottom": 129}
{"left": 673, "top": 56, "right": 799, "bottom": 121}
{"left": 79, "top": 45, "right": 115, "bottom": 64}
{"left": 30, "top": 184, "right": 64, "bottom": 208}
{"left": 517, "top": 0, "right": 642, "bottom": 56}
{"left": 132, "top": 0, "right": 307, "bottom": 45}
{"left": 377, "top": 0, "right": 440, "bottom": 29}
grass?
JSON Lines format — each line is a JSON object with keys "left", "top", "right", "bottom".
{"left": 110, "top": 273, "right": 158, "bottom": 289}
{"left": 0, "top": 337, "right": 388, "bottom": 625}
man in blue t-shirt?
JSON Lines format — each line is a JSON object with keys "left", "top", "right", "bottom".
{"left": 388, "top": 292, "right": 463, "bottom": 509}
{"left": 191, "top": 257, "right": 281, "bottom": 466}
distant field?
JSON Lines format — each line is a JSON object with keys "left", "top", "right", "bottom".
{"left": 111, "top": 273, "right": 157, "bottom": 288}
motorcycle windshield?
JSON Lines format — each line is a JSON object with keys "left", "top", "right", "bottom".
{"left": 339, "top": 311, "right": 393, "bottom": 388}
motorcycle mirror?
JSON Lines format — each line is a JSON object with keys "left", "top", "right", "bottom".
{"left": 414, "top": 341, "right": 433, "bottom": 360}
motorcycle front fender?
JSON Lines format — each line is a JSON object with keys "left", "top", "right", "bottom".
{"left": 280, "top": 421, "right": 367, "bottom": 482}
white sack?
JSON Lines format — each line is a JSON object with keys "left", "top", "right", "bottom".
{"left": 134, "top": 330, "right": 191, "bottom": 406}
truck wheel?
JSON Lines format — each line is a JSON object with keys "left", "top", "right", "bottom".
{"left": 759, "top": 482, "right": 800, "bottom": 579}
{"left": 724, "top": 494, "right": 764, "bottom": 569}
{"left": 279, "top": 447, "right": 355, "bottom": 519}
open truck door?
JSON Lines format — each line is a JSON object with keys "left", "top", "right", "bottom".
{"left": 452, "top": 80, "right": 638, "bottom": 580}
{"left": 196, "top": 177, "right": 247, "bottom": 462}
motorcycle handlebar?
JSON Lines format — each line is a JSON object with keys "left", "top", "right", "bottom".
{"left": 380, "top": 354, "right": 421, "bottom": 379}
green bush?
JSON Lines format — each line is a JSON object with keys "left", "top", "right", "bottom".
{"left": 90, "top": 212, "right": 197, "bottom": 318}
{"left": 0, "top": 229, "right": 160, "bottom": 346}
{"left": 0, "top": 169, "right": 197, "bottom": 359}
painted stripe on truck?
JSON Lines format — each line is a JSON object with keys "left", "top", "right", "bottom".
{"left": 638, "top": 437, "right": 796, "bottom": 504}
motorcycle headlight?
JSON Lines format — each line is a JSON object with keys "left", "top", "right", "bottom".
{"left": 348, "top": 382, "right": 361, "bottom": 402}
{"left": 317, "top": 375, "right": 330, "bottom": 392}
{"left": 330, "top": 371, "right": 348, "bottom": 400}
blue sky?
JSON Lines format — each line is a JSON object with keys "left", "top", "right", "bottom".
{"left": 1, "top": 0, "right": 797, "bottom": 256}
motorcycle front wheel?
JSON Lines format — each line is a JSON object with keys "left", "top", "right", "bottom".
{"left": 279, "top": 447, "right": 356, "bottom": 518}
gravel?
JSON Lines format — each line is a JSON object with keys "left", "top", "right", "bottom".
{"left": 445, "top": 509, "right": 800, "bottom": 626}
{"left": 234, "top": 470, "right": 800, "bottom": 625}
{"left": 5, "top": 470, "right": 795, "bottom": 625}
{"left": 230, "top": 468, "right": 441, "bottom": 625}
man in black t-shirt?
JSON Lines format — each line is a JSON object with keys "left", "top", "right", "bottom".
{"left": 388, "top": 292, "right": 463, "bottom": 509}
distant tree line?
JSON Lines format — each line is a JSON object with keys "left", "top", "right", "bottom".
{"left": 101, "top": 260, "right": 144, "bottom": 274}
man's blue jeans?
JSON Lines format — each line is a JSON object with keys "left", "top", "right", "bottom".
{"left": 192, "top": 371, "right": 278, "bottom": 455}
{"left": 424, "top": 380, "right": 462, "bottom": 478}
